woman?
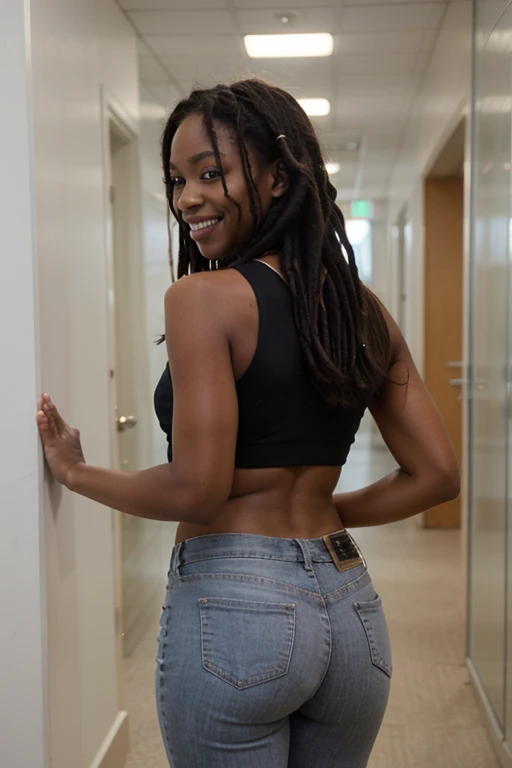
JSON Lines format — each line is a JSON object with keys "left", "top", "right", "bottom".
{"left": 36, "top": 79, "right": 460, "bottom": 767}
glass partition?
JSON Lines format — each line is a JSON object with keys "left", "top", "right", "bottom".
{"left": 468, "top": 0, "right": 512, "bottom": 732}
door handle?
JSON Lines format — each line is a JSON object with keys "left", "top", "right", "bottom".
{"left": 448, "top": 378, "right": 487, "bottom": 390}
{"left": 116, "top": 415, "right": 138, "bottom": 432}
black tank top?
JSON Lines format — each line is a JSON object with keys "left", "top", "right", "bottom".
{"left": 153, "top": 260, "right": 366, "bottom": 468}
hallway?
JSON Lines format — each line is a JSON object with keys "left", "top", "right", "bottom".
{"left": 122, "top": 422, "right": 499, "bottom": 767}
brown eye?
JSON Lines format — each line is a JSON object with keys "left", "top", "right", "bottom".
{"left": 202, "top": 169, "right": 221, "bottom": 181}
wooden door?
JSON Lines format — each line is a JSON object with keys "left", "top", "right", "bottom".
{"left": 423, "top": 177, "right": 463, "bottom": 527}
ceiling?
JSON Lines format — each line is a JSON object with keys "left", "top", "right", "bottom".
{"left": 117, "top": 0, "right": 464, "bottom": 201}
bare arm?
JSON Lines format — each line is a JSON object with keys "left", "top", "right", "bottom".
{"left": 66, "top": 273, "right": 239, "bottom": 524}
{"left": 333, "top": 299, "right": 460, "bottom": 528}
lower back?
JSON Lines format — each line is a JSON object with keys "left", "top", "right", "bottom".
{"left": 175, "top": 464, "right": 343, "bottom": 543}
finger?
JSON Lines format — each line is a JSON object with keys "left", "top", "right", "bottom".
{"left": 36, "top": 410, "right": 55, "bottom": 444}
{"left": 42, "top": 403, "right": 58, "bottom": 436}
{"left": 44, "top": 398, "right": 67, "bottom": 435}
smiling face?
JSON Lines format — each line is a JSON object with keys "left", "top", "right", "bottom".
{"left": 169, "top": 112, "right": 286, "bottom": 262}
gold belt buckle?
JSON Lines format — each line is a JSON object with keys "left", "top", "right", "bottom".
{"left": 322, "top": 528, "right": 366, "bottom": 573}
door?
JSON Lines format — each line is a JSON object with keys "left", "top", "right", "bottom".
{"left": 468, "top": 5, "right": 511, "bottom": 728}
{"left": 423, "top": 176, "right": 464, "bottom": 528}
{"left": 105, "top": 108, "right": 163, "bottom": 663}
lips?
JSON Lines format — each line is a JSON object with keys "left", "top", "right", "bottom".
{"left": 187, "top": 216, "right": 224, "bottom": 241}
{"left": 188, "top": 217, "right": 222, "bottom": 232}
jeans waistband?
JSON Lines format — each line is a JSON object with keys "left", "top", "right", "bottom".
{"left": 169, "top": 530, "right": 362, "bottom": 573}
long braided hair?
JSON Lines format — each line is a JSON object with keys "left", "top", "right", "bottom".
{"left": 158, "top": 78, "right": 393, "bottom": 409}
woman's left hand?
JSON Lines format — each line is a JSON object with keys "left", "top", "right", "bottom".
{"left": 36, "top": 393, "right": 86, "bottom": 487}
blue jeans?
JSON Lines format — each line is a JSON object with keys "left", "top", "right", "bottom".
{"left": 156, "top": 532, "right": 392, "bottom": 767}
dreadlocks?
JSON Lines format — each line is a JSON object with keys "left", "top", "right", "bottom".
{"left": 158, "top": 78, "right": 393, "bottom": 409}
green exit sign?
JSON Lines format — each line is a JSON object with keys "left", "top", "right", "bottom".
{"left": 351, "top": 200, "right": 374, "bottom": 219}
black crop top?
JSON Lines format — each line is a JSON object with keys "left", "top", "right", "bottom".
{"left": 153, "top": 260, "right": 366, "bottom": 468}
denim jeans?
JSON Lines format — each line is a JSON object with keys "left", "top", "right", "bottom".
{"left": 156, "top": 532, "right": 392, "bottom": 767}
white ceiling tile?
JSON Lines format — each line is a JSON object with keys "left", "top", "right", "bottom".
{"left": 120, "top": 0, "right": 226, "bottom": 8}
{"left": 236, "top": 7, "right": 335, "bottom": 35}
{"left": 331, "top": 161, "right": 359, "bottom": 188}
{"left": 335, "top": 95, "right": 409, "bottom": 119}
{"left": 241, "top": 57, "right": 333, "bottom": 92}
{"left": 344, "top": 0, "right": 444, "bottom": 4}
{"left": 137, "top": 37, "right": 153, "bottom": 58}
{"left": 332, "top": 112, "right": 403, "bottom": 133}
{"left": 338, "top": 53, "right": 428, "bottom": 76}
{"left": 420, "top": 28, "right": 440, "bottom": 49}
{"left": 337, "top": 73, "right": 413, "bottom": 89}
{"left": 127, "top": 10, "right": 235, "bottom": 36}
{"left": 339, "top": 3, "right": 447, "bottom": 32}
{"left": 145, "top": 34, "right": 242, "bottom": 57}
{"left": 145, "top": 82, "right": 184, "bottom": 106}
{"left": 337, "top": 79, "right": 416, "bottom": 102}
{"left": 365, "top": 134, "right": 401, "bottom": 152}
{"left": 337, "top": 29, "right": 436, "bottom": 55}
{"left": 139, "top": 55, "right": 172, "bottom": 84}
{"left": 321, "top": 131, "right": 363, "bottom": 146}
{"left": 160, "top": 54, "right": 250, "bottom": 82}
{"left": 234, "top": 0, "right": 333, "bottom": 6}
{"left": 172, "top": 80, "right": 201, "bottom": 96}
{"left": 442, "top": 0, "right": 472, "bottom": 29}
{"left": 361, "top": 172, "right": 392, "bottom": 190}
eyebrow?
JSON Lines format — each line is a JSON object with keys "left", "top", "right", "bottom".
{"left": 169, "top": 150, "right": 224, "bottom": 170}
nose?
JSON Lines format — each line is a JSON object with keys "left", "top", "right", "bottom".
{"left": 175, "top": 180, "right": 204, "bottom": 213}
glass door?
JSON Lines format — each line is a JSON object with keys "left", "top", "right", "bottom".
{"left": 468, "top": 4, "right": 512, "bottom": 729}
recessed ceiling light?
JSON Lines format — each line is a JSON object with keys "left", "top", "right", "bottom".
{"left": 244, "top": 33, "right": 333, "bottom": 59}
{"left": 273, "top": 11, "right": 300, "bottom": 26}
{"left": 298, "top": 98, "right": 330, "bottom": 116}
{"left": 326, "top": 162, "right": 340, "bottom": 175}
{"left": 345, "top": 141, "right": 360, "bottom": 152}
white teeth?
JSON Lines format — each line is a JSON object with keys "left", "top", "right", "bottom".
{"left": 190, "top": 218, "right": 221, "bottom": 232}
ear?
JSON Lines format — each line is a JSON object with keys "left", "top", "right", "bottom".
{"left": 270, "top": 158, "right": 288, "bottom": 199}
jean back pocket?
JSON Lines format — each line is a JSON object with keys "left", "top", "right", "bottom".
{"left": 354, "top": 595, "right": 393, "bottom": 678}
{"left": 199, "top": 597, "right": 296, "bottom": 690}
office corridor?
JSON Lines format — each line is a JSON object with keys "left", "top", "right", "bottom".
{"left": 122, "top": 421, "right": 499, "bottom": 768}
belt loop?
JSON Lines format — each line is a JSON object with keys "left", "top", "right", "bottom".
{"left": 296, "top": 539, "right": 313, "bottom": 572}
{"left": 171, "top": 541, "right": 184, "bottom": 576}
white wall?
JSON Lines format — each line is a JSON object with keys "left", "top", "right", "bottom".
{"left": 387, "top": 1, "right": 472, "bottom": 371}
{"left": 27, "top": 0, "right": 140, "bottom": 765}
{"left": 0, "top": 2, "right": 48, "bottom": 765}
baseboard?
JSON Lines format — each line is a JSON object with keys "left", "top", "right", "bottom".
{"left": 466, "top": 658, "right": 512, "bottom": 768}
{"left": 89, "top": 711, "right": 130, "bottom": 768}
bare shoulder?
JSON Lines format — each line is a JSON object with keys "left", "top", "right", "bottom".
{"left": 164, "top": 268, "right": 250, "bottom": 327}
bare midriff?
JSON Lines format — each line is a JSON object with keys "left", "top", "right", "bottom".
{"left": 175, "top": 464, "right": 344, "bottom": 543}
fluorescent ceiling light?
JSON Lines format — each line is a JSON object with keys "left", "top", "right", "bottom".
{"left": 325, "top": 162, "right": 340, "bottom": 175}
{"left": 298, "top": 98, "right": 330, "bottom": 116}
{"left": 244, "top": 33, "right": 333, "bottom": 59}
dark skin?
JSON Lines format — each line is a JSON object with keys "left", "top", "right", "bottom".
{"left": 36, "top": 113, "right": 460, "bottom": 537}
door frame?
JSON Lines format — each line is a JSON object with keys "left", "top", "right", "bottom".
{"left": 99, "top": 86, "right": 141, "bottom": 708}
